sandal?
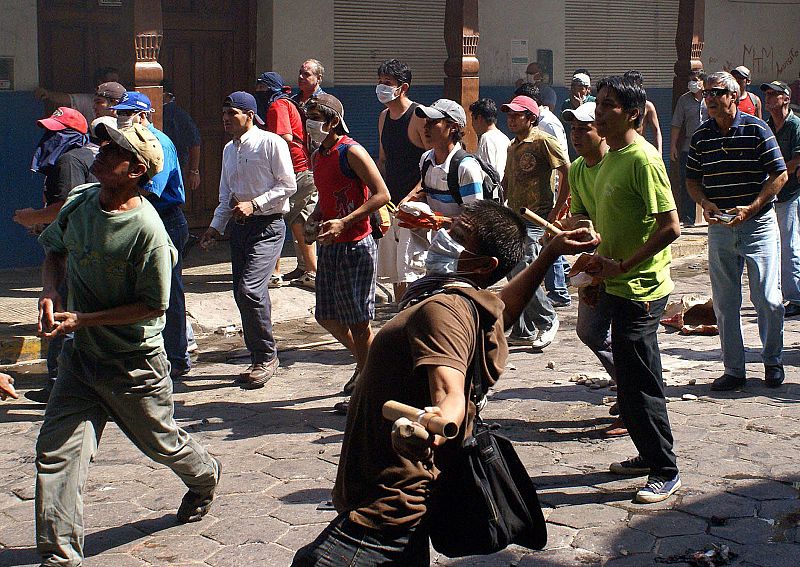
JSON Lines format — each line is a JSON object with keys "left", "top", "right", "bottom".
{"left": 268, "top": 274, "right": 284, "bottom": 288}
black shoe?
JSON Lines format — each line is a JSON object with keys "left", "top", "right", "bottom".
{"left": 25, "top": 386, "right": 53, "bottom": 404}
{"left": 711, "top": 374, "right": 746, "bottom": 391}
{"left": 333, "top": 399, "right": 350, "bottom": 415}
{"left": 177, "top": 458, "right": 221, "bottom": 523}
{"left": 342, "top": 367, "right": 361, "bottom": 396}
{"left": 784, "top": 303, "right": 800, "bottom": 318}
{"left": 764, "top": 365, "right": 785, "bottom": 388}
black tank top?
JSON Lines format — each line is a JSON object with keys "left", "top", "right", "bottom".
{"left": 382, "top": 103, "right": 425, "bottom": 202}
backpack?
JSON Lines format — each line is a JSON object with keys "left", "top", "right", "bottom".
{"left": 330, "top": 141, "right": 390, "bottom": 240}
{"left": 421, "top": 148, "right": 505, "bottom": 205}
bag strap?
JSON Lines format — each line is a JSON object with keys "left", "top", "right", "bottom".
{"left": 445, "top": 148, "right": 469, "bottom": 206}
{"left": 452, "top": 293, "right": 486, "bottom": 408}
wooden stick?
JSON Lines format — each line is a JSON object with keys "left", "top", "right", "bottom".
{"left": 382, "top": 400, "right": 459, "bottom": 439}
{"left": 519, "top": 207, "right": 563, "bottom": 235}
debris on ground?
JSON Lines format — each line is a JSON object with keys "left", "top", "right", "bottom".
{"left": 657, "top": 543, "right": 737, "bottom": 566}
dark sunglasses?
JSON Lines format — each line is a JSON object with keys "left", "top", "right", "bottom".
{"left": 702, "top": 88, "right": 729, "bottom": 98}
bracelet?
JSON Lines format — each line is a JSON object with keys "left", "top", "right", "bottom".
{"left": 188, "top": 169, "right": 200, "bottom": 175}
{"left": 250, "top": 199, "right": 260, "bottom": 212}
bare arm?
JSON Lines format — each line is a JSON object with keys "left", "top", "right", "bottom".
{"left": 185, "top": 145, "right": 201, "bottom": 191}
{"left": 585, "top": 210, "right": 680, "bottom": 279}
{"left": 754, "top": 96, "right": 762, "bottom": 120}
{"left": 13, "top": 201, "right": 65, "bottom": 228}
{"left": 645, "top": 101, "right": 663, "bottom": 155}
{"left": 38, "top": 251, "right": 67, "bottom": 335}
{"left": 427, "top": 365, "right": 467, "bottom": 446}
{"left": 377, "top": 109, "right": 388, "bottom": 176}
{"left": 669, "top": 126, "right": 682, "bottom": 162}
{"left": 44, "top": 303, "right": 165, "bottom": 338}
{"left": 409, "top": 113, "right": 430, "bottom": 150}
{"left": 548, "top": 163, "right": 571, "bottom": 222}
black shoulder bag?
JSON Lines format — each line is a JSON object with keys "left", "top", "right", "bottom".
{"left": 426, "top": 295, "right": 547, "bottom": 557}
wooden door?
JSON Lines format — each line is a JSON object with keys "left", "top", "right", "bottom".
{"left": 161, "top": 0, "right": 255, "bottom": 227}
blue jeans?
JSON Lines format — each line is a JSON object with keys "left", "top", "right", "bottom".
{"left": 160, "top": 207, "right": 190, "bottom": 376}
{"left": 576, "top": 292, "right": 616, "bottom": 381}
{"left": 708, "top": 209, "right": 784, "bottom": 377}
{"left": 291, "top": 513, "right": 429, "bottom": 566}
{"left": 775, "top": 195, "right": 800, "bottom": 305}
{"left": 230, "top": 215, "right": 286, "bottom": 363}
{"left": 545, "top": 255, "right": 571, "bottom": 304}
{"left": 507, "top": 221, "right": 557, "bottom": 338}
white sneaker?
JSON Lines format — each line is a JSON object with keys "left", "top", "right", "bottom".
{"left": 531, "top": 318, "right": 559, "bottom": 351}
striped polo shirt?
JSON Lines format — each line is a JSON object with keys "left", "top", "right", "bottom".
{"left": 686, "top": 111, "right": 786, "bottom": 211}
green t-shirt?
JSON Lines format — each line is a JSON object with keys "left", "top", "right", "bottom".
{"left": 578, "top": 136, "right": 676, "bottom": 301}
{"left": 568, "top": 155, "right": 603, "bottom": 218}
{"left": 39, "top": 183, "right": 176, "bottom": 358}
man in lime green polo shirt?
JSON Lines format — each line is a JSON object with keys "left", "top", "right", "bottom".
{"left": 568, "top": 76, "right": 681, "bottom": 504}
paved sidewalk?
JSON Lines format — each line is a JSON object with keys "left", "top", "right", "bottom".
{"left": 2, "top": 232, "right": 799, "bottom": 566}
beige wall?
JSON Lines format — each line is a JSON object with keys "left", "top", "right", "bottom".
{"left": 704, "top": 0, "right": 800, "bottom": 84}
{"left": 477, "top": 0, "right": 565, "bottom": 87}
{"left": 0, "top": 0, "right": 38, "bottom": 91}
{"left": 261, "top": 0, "right": 336, "bottom": 85}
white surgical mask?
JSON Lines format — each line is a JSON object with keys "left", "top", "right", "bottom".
{"left": 376, "top": 84, "right": 399, "bottom": 104}
{"left": 305, "top": 119, "right": 330, "bottom": 145}
{"left": 117, "top": 113, "right": 136, "bottom": 129}
{"left": 425, "top": 229, "right": 465, "bottom": 275}
{"left": 688, "top": 81, "right": 702, "bottom": 94}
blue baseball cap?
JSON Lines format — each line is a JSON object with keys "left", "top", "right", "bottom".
{"left": 111, "top": 91, "right": 153, "bottom": 112}
{"left": 223, "top": 91, "right": 265, "bottom": 125}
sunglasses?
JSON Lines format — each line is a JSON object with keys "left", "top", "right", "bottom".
{"left": 115, "top": 110, "right": 140, "bottom": 116}
{"left": 702, "top": 88, "right": 730, "bottom": 98}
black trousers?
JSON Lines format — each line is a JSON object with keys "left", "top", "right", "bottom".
{"left": 604, "top": 290, "right": 678, "bottom": 478}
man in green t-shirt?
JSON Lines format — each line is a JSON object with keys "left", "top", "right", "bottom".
{"left": 568, "top": 76, "right": 681, "bottom": 504}
{"left": 35, "top": 124, "right": 221, "bottom": 567}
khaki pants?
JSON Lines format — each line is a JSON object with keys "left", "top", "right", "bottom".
{"left": 35, "top": 340, "right": 218, "bottom": 566}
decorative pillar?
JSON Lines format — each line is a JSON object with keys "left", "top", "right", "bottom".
{"left": 444, "top": 0, "right": 480, "bottom": 152}
{"left": 133, "top": 0, "right": 164, "bottom": 129}
{"left": 673, "top": 0, "right": 704, "bottom": 110}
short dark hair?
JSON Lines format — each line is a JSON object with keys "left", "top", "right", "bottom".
{"left": 469, "top": 98, "right": 498, "bottom": 125}
{"left": 377, "top": 59, "right": 412, "bottom": 86}
{"left": 461, "top": 201, "right": 526, "bottom": 285}
{"left": 623, "top": 70, "right": 644, "bottom": 87}
{"left": 514, "top": 82, "right": 542, "bottom": 105}
{"left": 597, "top": 75, "right": 646, "bottom": 129}
{"left": 303, "top": 99, "right": 347, "bottom": 135}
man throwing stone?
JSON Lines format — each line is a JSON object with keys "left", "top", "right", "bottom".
{"left": 35, "top": 123, "right": 220, "bottom": 567}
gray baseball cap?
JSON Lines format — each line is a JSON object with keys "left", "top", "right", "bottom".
{"left": 415, "top": 99, "right": 467, "bottom": 128}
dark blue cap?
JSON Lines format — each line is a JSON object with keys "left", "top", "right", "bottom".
{"left": 223, "top": 91, "right": 264, "bottom": 125}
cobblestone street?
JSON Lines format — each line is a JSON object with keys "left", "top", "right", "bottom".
{"left": 1, "top": 249, "right": 799, "bottom": 566}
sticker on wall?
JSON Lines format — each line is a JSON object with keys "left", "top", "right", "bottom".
{"left": 512, "top": 39, "right": 529, "bottom": 83}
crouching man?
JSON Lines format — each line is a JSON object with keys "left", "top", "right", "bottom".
{"left": 35, "top": 124, "right": 220, "bottom": 567}
{"left": 292, "top": 200, "right": 598, "bottom": 566}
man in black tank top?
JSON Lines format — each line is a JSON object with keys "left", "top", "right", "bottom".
{"left": 375, "top": 59, "right": 431, "bottom": 301}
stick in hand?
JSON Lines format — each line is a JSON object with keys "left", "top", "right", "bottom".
{"left": 519, "top": 208, "right": 563, "bottom": 236}
{"left": 382, "top": 401, "right": 459, "bottom": 439}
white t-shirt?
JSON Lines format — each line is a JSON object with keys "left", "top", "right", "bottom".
{"left": 538, "top": 108, "right": 569, "bottom": 156}
{"left": 477, "top": 127, "right": 511, "bottom": 180}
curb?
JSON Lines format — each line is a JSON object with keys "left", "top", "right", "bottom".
{"left": 0, "top": 335, "right": 48, "bottom": 366}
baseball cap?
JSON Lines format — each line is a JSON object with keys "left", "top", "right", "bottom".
{"left": 500, "top": 95, "right": 540, "bottom": 117}
{"left": 572, "top": 73, "right": 591, "bottom": 87}
{"left": 731, "top": 66, "right": 751, "bottom": 80}
{"left": 313, "top": 93, "right": 350, "bottom": 133}
{"left": 760, "top": 80, "right": 790, "bottom": 96}
{"left": 561, "top": 101, "right": 596, "bottom": 123}
{"left": 223, "top": 91, "right": 265, "bottom": 125}
{"left": 256, "top": 71, "right": 285, "bottom": 88}
{"left": 112, "top": 91, "right": 154, "bottom": 112}
{"left": 415, "top": 99, "right": 467, "bottom": 128}
{"left": 95, "top": 82, "right": 126, "bottom": 101}
{"left": 94, "top": 122, "right": 164, "bottom": 179}
{"left": 37, "top": 107, "right": 89, "bottom": 134}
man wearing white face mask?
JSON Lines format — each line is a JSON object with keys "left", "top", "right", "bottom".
{"left": 302, "top": 94, "right": 390, "bottom": 404}
{"left": 375, "top": 59, "right": 430, "bottom": 302}
{"left": 112, "top": 91, "right": 192, "bottom": 379}
{"left": 670, "top": 71, "right": 708, "bottom": 226}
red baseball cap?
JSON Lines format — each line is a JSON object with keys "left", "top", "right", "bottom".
{"left": 37, "top": 107, "right": 88, "bottom": 134}
{"left": 500, "top": 95, "right": 540, "bottom": 117}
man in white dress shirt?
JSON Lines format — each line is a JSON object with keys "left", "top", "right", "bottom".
{"left": 200, "top": 91, "right": 297, "bottom": 388}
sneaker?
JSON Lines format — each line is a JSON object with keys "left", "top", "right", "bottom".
{"left": 187, "top": 338, "right": 198, "bottom": 353}
{"left": 764, "top": 364, "right": 785, "bottom": 388}
{"left": 25, "top": 386, "right": 53, "bottom": 404}
{"left": 531, "top": 318, "right": 559, "bottom": 351}
{"left": 170, "top": 367, "right": 191, "bottom": 381}
{"left": 506, "top": 334, "right": 534, "bottom": 346}
{"left": 177, "top": 458, "right": 222, "bottom": 523}
{"left": 282, "top": 267, "right": 305, "bottom": 282}
{"left": 268, "top": 274, "right": 284, "bottom": 288}
{"left": 290, "top": 271, "right": 316, "bottom": 290}
{"left": 635, "top": 474, "right": 681, "bottom": 504}
{"left": 333, "top": 399, "right": 350, "bottom": 415}
{"left": 711, "top": 373, "right": 746, "bottom": 391}
{"left": 235, "top": 364, "right": 254, "bottom": 384}
{"left": 242, "top": 357, "right": 279, "bottom": 389}
{"left": 610, "top": 455, "right": 651, "bottom": 476}
{"left": 784, "top": 303, "right": 800, "bottom": 318}
{"left": 342, "top": 367, "right": 361, "bottom": 396}
{"left": 608, "top": 401, "right": 619, "bottom": 416}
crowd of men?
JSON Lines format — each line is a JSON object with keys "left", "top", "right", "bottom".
{"left": 7, "top": 56, "right": 798, "bottom": 566}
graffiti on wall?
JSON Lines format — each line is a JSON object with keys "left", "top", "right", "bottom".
{"left": 709, "top": 45, "right": 799, "bottom": 79}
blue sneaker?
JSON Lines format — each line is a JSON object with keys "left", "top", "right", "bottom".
{"left": 635, "top": 474, "right": 681, "bottom": 503}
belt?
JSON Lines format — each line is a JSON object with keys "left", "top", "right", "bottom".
{"left": 235, "top": 213, "right": 283, "bottom": 225}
